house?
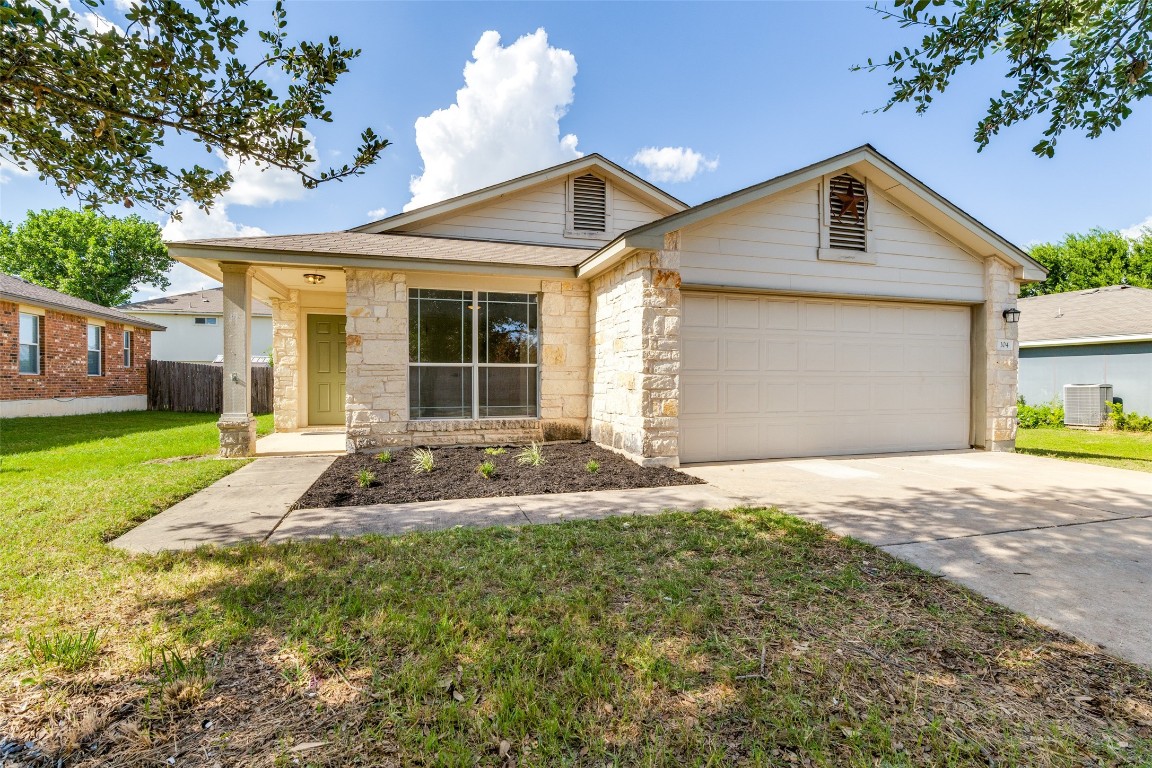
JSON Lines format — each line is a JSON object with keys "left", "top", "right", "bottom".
{"left": 121, "top": 288, "right": 274, "bottom": 364}
{"left": 167, "top": 145, "right": 1045, "bottom": 462}
{"left": 1018, "top": 285, "right": 1152, "bottom": 415}
{"left": 0, "top": 273, "right": 164, "bottom": 417}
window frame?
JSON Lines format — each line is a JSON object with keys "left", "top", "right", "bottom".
{"left": 564, "top": 171, "right": 613, "bottom": 239}
{"left": 408, "top": 289, "right": 540, "bottom": 421}
{"left": 18, "top": 312, "right": 41, "bottom": 375}
{"left": 193, "top": 316, "right": 218, "bottom": 326}
{"left": 87, "top": 324, "right": 103, "bottom": 376}
{"left": 123, "top": 330, "right": 133, "bottom": 368}
{"left": 817, "top": 172, "right": 876, "bottom": 264}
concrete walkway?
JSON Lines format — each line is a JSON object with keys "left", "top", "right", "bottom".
{"left": 255, "top": 429, "right": 346, "bottom": 456}
{"left": 112, "top": 456, "right": 336, "bottom": 553}
{"left": 685, "top": 450, "right": 1152, "bottom": 668}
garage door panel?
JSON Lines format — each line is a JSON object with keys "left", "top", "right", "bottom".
{"left": 681, "top": 292, "right": 970, "bottom": 463}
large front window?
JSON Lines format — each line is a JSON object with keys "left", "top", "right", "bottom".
{"left": 409, "top": 289, "right": 539, "bottom": 419}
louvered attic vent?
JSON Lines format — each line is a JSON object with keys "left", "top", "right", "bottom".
{"left": 572, "top": 173, "right": 608, "bottom": 232}
{"left": 828, "top": 173, "right": 868, "bottom": 252}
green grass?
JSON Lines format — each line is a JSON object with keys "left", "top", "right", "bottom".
{"left": 1, "top": 412, "right": 1150, "bottom": 766}
{"left": 1016, "top": 427, "right": 1152, "bottom": 473}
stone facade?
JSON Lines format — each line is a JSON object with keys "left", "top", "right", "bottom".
{"left": 589, "top": 235, "right": 682, "bottom": 467}
{"left": 218, "top": 417, "right": 257, "bottom": 458}
{"left": 269, "top": 290, "right": 300, "bottom": 431}
{"left": 344, "top": 268, "right": 410, "bottom": 451}
{"left": 538, "top": 279, "right": 590, "bottom": 440}
{"left": 979, "top": 257, "right": 1021, "bottom": 451}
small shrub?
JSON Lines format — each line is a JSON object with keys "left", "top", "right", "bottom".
{"left": 412, "top": 448, "right": 435, "bottom": 473}
{"left": 145, "top": 645, "right": 209, "bottom": 684}
{"left": 357, "top": 469, "right": 376, "bottom": 488}
{"left": 484, "top": 447, "right": 507, "bottom": 456}
{"left": 26, "top": 628, "right": 101, "bottom": 671}
{"left": 1109, "top": 402, "right": 1152, "bottom": 432}
{"left": 516, "top": 443, "right": 546, "bottom": 467}
{"left": 377, "top": 450, "right": 393, "bottom": 463}
{"left": 140, "top": 646, "right": 212, "bottom": 718}
{"left": 585, "top": 459, "right": 600, "bottom": 474}
{"left": 1017, "top": 396, "right": 1064, "bottom": 429}
{"left": 477, "top": 460, "right": 497, "bottom": 479}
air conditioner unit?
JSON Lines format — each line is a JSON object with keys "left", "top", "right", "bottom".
{"left": 1063, "top": 384, "right": 1113, "bottom": 427}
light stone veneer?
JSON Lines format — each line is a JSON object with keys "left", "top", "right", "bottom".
{"left": 269, "top": 289, "right": 300, "bottom": 431}
{"left": 343, "top": 269, "right": 590, "bottom": 452}
{"left": 981, "top": 257, "right": 1020, "bottom": 451}
{"left": 589, "top": 233, "right": 681, "bottom": 467}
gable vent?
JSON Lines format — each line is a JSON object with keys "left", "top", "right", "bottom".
{"left": 572, "top": 173, "right": 608, "bottom": 232}
{"left": 828, "top": 174, "right": 868, "bottom": 252}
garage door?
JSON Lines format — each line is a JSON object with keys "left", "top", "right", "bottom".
{"left": 680, "top": 292, "right": 970, "bottom": 463}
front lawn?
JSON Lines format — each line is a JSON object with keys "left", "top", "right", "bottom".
{"left": 1016, "top": 427, "right": 1152, "bottom": 473}
{"left": 2, "top": 413, "right": 1151, "bottom": 766}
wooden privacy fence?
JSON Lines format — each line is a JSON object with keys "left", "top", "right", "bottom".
{"left": 148, "top": 360, "right": 272, "bottom": 415}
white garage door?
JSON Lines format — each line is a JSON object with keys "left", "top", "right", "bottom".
{"left": 680, "top": 292, "right": 971, "bottom": 463}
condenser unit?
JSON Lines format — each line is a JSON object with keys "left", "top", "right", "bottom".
{"left": 1063, "top": 384, "right": 1114, "bottom": 427}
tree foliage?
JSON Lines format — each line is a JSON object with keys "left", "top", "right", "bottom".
{"left": 0, "top": 208, "right": 172, "bottom": 306}
{"left": 1022, "top": 227, "right": 1152, "bottom": 296}
{"left": 1, "top": 0, "right": 389, "bottom": 212}
{"left": 860, "top": 0, "right": 1152, "bottom": 156}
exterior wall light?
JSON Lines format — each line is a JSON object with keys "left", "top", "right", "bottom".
{"left": 1002, "top": 308, "right": 1021, "bottom": 324}
{"left": 303, "top": 273, "right": 326, "bottom": 285}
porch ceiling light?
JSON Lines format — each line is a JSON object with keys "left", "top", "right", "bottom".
{"left": 303, "top": 273, "right": 326, "bottom": 285}
{"left": 1002, "top": 307, "right": 1021, "bottom": 324}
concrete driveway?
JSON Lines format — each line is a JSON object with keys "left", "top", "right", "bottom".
{"left": 684, "top": 451, "right": 1152, "bottom": 668}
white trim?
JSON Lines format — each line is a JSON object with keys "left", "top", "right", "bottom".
{"left": 0, "top": 395, "right": 147, "bottom": 419}
{"left": 1020, "top": 334, "right": 1152, "bottom": 348}
{"left": 17, "top": 304, "right": 45, "bottom": 316}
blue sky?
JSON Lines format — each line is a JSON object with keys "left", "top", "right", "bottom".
{"left": 2, "top": 1, "right": 1150, "bottom": 298}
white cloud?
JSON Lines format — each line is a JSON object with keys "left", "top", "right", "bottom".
{"left": 405, "top": 28, "right": 581, "bottom": 211}
{"left": 129, "top": 262, "right": 219, "bottom": 302}
{"left": 366, "top": 207, "right": 389, "bottom": 219}
{"left": 0, "top": 155, "right": 32, "bottom": 183}
{"left": 162, "top": 201, "right": 269, "bottom": 241}
{"left": 630, "top": 146, "right": 718, "bottom": 184}
{"left": 1121, "top": 215, "right": 1152, "bottom": 240}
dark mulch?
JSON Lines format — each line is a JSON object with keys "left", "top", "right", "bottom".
{"left": 294, "top": 442, "right": 702, "bottom": 508}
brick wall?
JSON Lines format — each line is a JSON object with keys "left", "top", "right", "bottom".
{"left": 0, "top": 300, "right": 150, "bottom": 401}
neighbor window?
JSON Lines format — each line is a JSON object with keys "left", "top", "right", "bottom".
{"left": 194, "top": 316, "right": 217, "bottom": 325}
{"left": 409, "top": 289, "right": 539, "bottom": 419}
{"left": 18, "top": 313, "right": 40, "bottom": 374}
{"left": 123, "top": 330, "right": 133, "bottom": 368}
{"left": 87, "top": 324, "right": 103, "bottom": 376}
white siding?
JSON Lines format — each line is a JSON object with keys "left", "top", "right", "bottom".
{"left": 139, "top": 313, "right": 274, "bottom": 363}
{"left": 679, "top": 182, "right": 987, "bottom": 303}
{"left": 402, "top": 180, "right": 667, "bottom": 246}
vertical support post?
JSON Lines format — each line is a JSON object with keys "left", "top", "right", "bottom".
{"left": 218, "top": 263, "right": 256, "bottom": 457}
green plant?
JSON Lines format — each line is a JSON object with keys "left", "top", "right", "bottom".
{"left": 476, "top": 461, "right": 497, "bottom": 479}
{"left": 357, "top": 469, "right": 376, "bottom": 489}
{"left": 585, "top": 459, "right": 600, "bottom": 474}
{"left": 516, "top": 443, "right": 546, "bottom": 467}
{"left": 1017, "top": 397, "right": 1065, "bottom": 429}
{"left": 377, "top": 450, "right": 393, "bottom": 463}
{"left": 26, "top": 628, "right": 101, "bottom": 671}
{"left": 412, "top": 448, "right": 435, "bottom": 474}
{"left": 144, "top": 645, "right": 209, "bottom": 684}
{"left": 1109, "top": 402, "right": 1152, "bottom": 432}
{"left": 484, "top": 447, "right": 507, "bottom": 456}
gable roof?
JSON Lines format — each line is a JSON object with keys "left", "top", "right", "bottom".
{"left": 1018, "top": 285, "right": 1152, "bottom": 345}
{"left": 350, "top": 154, "right": 687, "bottom": 235}
{"left": 168, "top": 232, "right": 594, "bottom": 271}
{"left": 121, "top": 287, "right": 272, "bottom": 317}
{"left": 0, "top": 272, "right": 165, "bottom": 331}
{"left": 577, "top": 144, "right": 1046, "bottom": 282}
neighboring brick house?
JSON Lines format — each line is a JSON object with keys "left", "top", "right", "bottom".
{"left": 167, "top": 146, "right": 1046, "bottom": 461}
{"left": 0, "top": 273, "right": 164, "bottom": 418}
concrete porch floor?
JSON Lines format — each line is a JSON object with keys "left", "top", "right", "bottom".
{"left": 256, "top": 428, "right": 346, "bottom": 456}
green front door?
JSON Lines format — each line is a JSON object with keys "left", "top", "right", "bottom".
{"left": 307, "top": 314, "right": 346, "bottom": 426}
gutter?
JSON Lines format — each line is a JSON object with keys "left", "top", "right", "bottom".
{"left": 1020, "top": 333, "right": 1152, "bottom": 348}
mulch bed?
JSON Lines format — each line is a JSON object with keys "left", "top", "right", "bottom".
{"left": 293, "top": 442, "right": 702, "bottom": 508}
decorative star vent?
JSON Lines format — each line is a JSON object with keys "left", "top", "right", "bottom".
{"left": 828, "top": 174, "right": 868, "bottom": 251}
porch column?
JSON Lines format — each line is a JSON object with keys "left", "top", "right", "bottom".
{"left": 218, "top": 263, "right": 256, "bottom": 457}
{"left": 972, "top": 257, "right": 1019, "bottom": 451}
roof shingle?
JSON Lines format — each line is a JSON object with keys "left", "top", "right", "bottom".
{"left": 1018, "top": 285, "right": 1152, "bottom": 343}
{"left": 122, "top": 287, "right": 271, "bottom": 316}
{"left": 0, "top": 273, "right": 165, "bottom": 331}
